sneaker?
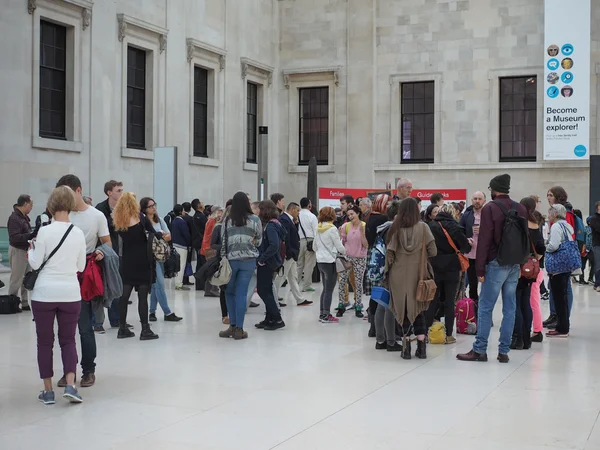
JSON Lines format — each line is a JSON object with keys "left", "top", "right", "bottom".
{"left": 165, "top": 313, "right": 183, "bottom": 322}
{"left": 595, "top": 286, "right": 600, "bottom": 292}
{"left": 80, "top": 373, "right": 95, "bottom": 388}
{"left": 302, "top": 287, "right": 316, "bottom": 292}
{"left": 175, "top": 286, "right": 190, "bottom": 291}
{"left": 279, "top": 301, "right": 287, "bottom": 307}
{"left": 546, "top": 330, "right": 569, "bottom": 338}
{"left": 93, "top": 325, "right": 106, "bottom": 334}
{"left": 319, "top": 314, "right": 339, "bottom": 323}
{"left": 297, "top": 299, "right": 313, "bottom": 306}
{"left": 149, "top": 313, "right": 157, "bottom": 322}
{"left": 541, "top": 292, "right": 550, "bottom": 301}
{"left": 344, "top": 302, "right": 353, "bottom": 311}
{"left": 264, "top": 320, "right": 285, "bottom": 331}
{"left": 219, "top": 326, "right": 234, "bottom": 338}
{"left": 38, "top": 390, "right": 55, "bottom": 405}
{"left": 63, "top": 385, "right": 83, "bottom": 403}
{"left": 355, "top": 308, "right": 364, "bottom": 319}
{"left": 445, "top": 336, "right": 457, "bottom": 344}
{"left": 57, "top": 375, "right": 74, "bottom": 388}
{"left": 375, "top": 342, "right": 387, "bottom": 350}
{"left": 386, "top": 341, "right": 403, "bottom": 352}
{"left": 543, "top": 313, "right": 557, "bottom": 327}
{"left": 249, "top": 301, "right": 260, "bottom": 308}
{"left": 255, "top": 317, "right": 269, "bottom": 329}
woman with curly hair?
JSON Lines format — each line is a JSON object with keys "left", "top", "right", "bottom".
{"left": 113, "top": 192, "right": 161, "bottom": 341}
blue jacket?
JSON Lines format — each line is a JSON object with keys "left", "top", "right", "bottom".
{"left": 258, "top": 220, "right": 286, "bottom": 270}
{"left": 459, "top": 205, "right": 476, "bottom": 239}
{"left": 279, "top": 213, "right": 300, "bottom": 261}
{"left": 171, "top": 216, "right": 191, "bottom": 248}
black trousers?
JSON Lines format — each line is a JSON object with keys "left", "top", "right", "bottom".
{"left": 514, "top": 281, "right": 533, "bottom": 343}
{"left": 119, "top": 284, "right": 150, "bottom": 326}
{"left": 550, "top": 273, "right": 570, "bottom": 334}
{"left": 402, "top": 312, "right": 426, "bottom": 336}
{"left": 582, "top": 252, "right": 595, "bottom": 282}
{"left": 467, "top": 259, "right": 479, "bottom": 301}
{"left": 425, "top": 274, "right": 460, "bottom": 336}
{"left": 195, "top": 252, "right": 206, "bottom": 290}
{"left": 219, "top": 286, "right": 227, "bottom": 318}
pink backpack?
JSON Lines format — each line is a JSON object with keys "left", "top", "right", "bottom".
{"left": 455, "top": 298, "right": 477, "bottom": 335}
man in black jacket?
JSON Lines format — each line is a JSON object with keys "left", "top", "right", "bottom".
{"left": 459, "top": 191, "right": 486, "bottom": 302}
{"left": 589, "top": 201, "right": 600, "bottom": 291}
{"left": 274, "top": 203, "right": 312, "bottom": 307}
{"left": 191, "top": 199, "right": 207, "bottom": 290}
{"left": 7, "top": 195, "right": 34, "bottom": 311}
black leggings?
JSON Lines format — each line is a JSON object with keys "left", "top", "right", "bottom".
{"left": 119, "top": 284, "right": 150, "bottom": 326}
{"left": 220, "top": 287, "right": 227, "bottom": 318}
{"left": 425, "top": 276, "right": 460, "bottom": 336}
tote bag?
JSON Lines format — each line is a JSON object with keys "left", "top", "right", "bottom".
{"left": 545, "top": 224, "right": 582, "bottom": 275}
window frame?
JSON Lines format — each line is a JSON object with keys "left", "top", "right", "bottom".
{"left": 193, "top": 66, "right": 209, "bottom": 158}
{"left": 126, "top": 45, "right": 147, "bottom": 150}
{"left": 246, "top": 82, "right": 258, "bottom": 164}
{"left": 498, "top": 75, "right": 538, "bottom": 162}
{"left": 298, "top": 86, "right": 329, "bottom": 165}
{"left": 400, "top": 81, "right": 435, "bottom": 164}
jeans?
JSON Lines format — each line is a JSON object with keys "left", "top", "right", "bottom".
{"left": 472, "top": 259, "right": 520, "bottom": 355}
{"left": 513, "top": 281, "right": 533, "bottom": 342}
{"left": 225, "top": 259, "right": 256, "bottom": 328}
{"left": 258, "top": 264, "right": 281, "bottom": 321}
{"left": 425, "top": 274, "right": 460, "bottom": 336}
{"left": 549, "top": 278, "right": 573, "bottom": 316}
{"left": 467, "top": 258, "right": 479, "bottom": 301}
{"left": 31, "top": 300, "right": 81, "bottom": 379}
{"left": 550, "top": 272, "right": 570, "bottom": 333}
{"left": 317, "top": 262, "right": 337, "bottom": 316}
{"left": 150, "top": 262, "right": 172, "bottom": 315}
{"left": 108, "top": 299, "right": 120, "bottom": 327}
{"left": 375, "top": 306, "right": 398, "bottom": 345}
{"left": 78, "top": 300, "right": 97, "bottom": 375}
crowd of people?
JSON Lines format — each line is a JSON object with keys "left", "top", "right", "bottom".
{"left": 3, "top": 173, "right": 600, "bottom": 404}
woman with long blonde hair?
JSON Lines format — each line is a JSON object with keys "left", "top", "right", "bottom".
{"left": 113, "top": 192, "right": 161, "bottom": 341}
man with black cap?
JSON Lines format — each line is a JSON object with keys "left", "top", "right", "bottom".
{"left": 457, "top": 174, "right": 527, "bottom": 364}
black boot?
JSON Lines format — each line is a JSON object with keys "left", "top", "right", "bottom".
{"left": 117, "top": 325, "right": 135, "bottom": 339}
{"left": 510, "top": 335, "right": 524, "bottom": 350}
{"left": 368, "top": 319, "right": 376, "bottom": 338}
{"left": 415, "top": 339, "right": 427, "bottom": 359}
{"left": 401, "top": 338, "right": 412, "bottom": 360}
{"left": 543, "top": 313, "right": 557, "bottom": 327}
{"left": 140, "top": 323, "right": 159, "bottom": 341}
{"left": 523, "top": 334, "right": 532, "bottom": 350}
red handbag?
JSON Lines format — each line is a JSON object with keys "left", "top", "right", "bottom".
{"left": 520, "top": 238, "right": 540, "bottom": 280}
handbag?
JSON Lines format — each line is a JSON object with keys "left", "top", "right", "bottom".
{"left": 317, "top": 231, "right": 351, "bottom": 273}
{"left": 520, "top": 234, "right": 541, "bottom": 280}
{"left": 298, "top": 219, "right": 314, "bottom": 252}
{"left": 23, "top": 225, "right": 74, "bottom": 290}
{"left": 211, "top": 219, "right": 232, "bottom": 286}
{"left": 439, "top": 223, "right": 469, "bottom": 273}
{"left": 546, "top": 224, "right": 582, "bottom": 275}
{"left": 416, "top": 229, "right": 437, "bottom": 302}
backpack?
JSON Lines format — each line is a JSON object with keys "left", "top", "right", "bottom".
{"left": 164, "top": 247, "right": 181, "bottom": 278}
{"left": 428, "top": 322, "right": 445, "bottom": 344}
{"left": 455, "top": 298, "right": 477, "bottom": 334}
{"left": 492, "top": 201, "right": 530, "bottom": 266}
{"left": 79, "top": 255, "right": 104, "bottom": 301}
{"left": 0, "top": 295, "right": 20, "bottom": 314}
{"left": 585, "top": 225, "right": 593, "bottom": 250}
{"left": 367, "top": 233, "right": 386, "bottom": 282}
{"left": 573, "top": 213, "right": 586, "bottom": 244}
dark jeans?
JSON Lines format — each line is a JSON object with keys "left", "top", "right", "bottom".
{"left": 119, "top": 284, "right": 150, "bottom": 326}
{"left": 402, "top": 312, "right": 426, "bottom": 336}
{"left": 582, "top": 251, "right": 595, "bottom": 282}
{"left": 220, "top": 286, "right": 227, "bottom": 318}
{"left": 550, "top": 272, "right": 570, "bottom": 334}
{"left": 467, "top": 259, "right": 479, "bottom": 301}
{"left": 195, "top": 252, "right": 206, "bottom": 290}
{"left": 258, "top": 265, "right": 280, "bottom": 321}
{"left": 514, "top": 281, "right": 533, "bottom": 342}
{"left": 593, "top": 246, "right": 600, "bottom": 287}
{"left": 317, "top": 262, "right": 337, "bottom": 316}
{"left": 32, "top": 300, "right": 81, "bottom": 379}
{"left": 425, "top": 274, "right": 460, "bottom": 336}
{"left": 108, "top": 299, "right": 120, "bottom": 327}
{"left": 78, "top": 300, "right": 96, "bottom": 375}
{"left": 540, "top": 280, "right": 548, "bottom": 296}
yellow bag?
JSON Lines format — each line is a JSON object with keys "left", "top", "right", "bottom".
{"left": 428, "top": 322, "right": 445, "bottom": 345}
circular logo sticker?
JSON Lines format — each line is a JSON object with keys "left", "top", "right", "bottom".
{"left": 547, "top": 58, "right": 560, "bottom": 70}
{"left": 561, "top": 72, "right": 574, "bottom": 84}
{"left": 574, "top": 145, "right": 587, "bottom": 158}
{"left": 547, "top": 86, "right": 559, "bottom": 98}
{"left": 562, "top": 43, "right": 574, "bottom": 56}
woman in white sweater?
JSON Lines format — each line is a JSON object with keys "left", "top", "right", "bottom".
{"left": 28, "top": 186, "right": 87, "bottom": 405}
{"left": 313, "top": 206, "right": 347, "bottom": 323}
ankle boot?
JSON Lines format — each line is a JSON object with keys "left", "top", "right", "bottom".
{"left": 415, "top": 339, "right": 427, "bottom": 359}
{"left": 117, "top": 325, "right": 135, "bottom": 339}
{"left": 368, "top": 319, "right": 376, "bottom": 338}
{"left": 510, "top": 335, "right": 524, "bottom": 350}
{"left": 401, "top": 337, "right": 412, "bottom": 360}
{"left": 140, "top": 323, "right": 159, "bottom": 341}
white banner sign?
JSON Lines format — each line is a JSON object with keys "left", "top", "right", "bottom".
{"left": 543, "top": 0, "right": 590, "bottom": 160}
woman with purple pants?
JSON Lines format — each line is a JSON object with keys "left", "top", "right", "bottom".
{"left": 28, "top": 186, "right": 87, "bottom": 405}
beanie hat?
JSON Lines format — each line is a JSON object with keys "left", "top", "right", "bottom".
{"left": 489, "top": 174, "right": 511, "bottom": 193}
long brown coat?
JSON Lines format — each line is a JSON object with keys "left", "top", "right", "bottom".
{"left": 384, "top": 222, "right": 437, "bottom": 325}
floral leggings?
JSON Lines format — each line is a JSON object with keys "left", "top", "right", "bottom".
{"left": 338, "top": 256, "right": 366, "bottom": 308}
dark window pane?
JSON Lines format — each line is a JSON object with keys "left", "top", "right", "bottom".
{"left": 246, "top": 82, "right": 258, "bottom": 163}
{"left": 298, "top": 87, "right": 329, "bottom": 165}
{"left": 401, "top": 81, "right": 434, "bottom": 163}
{"left": 126, "top": 46, "right": 146, "bottom": 149}
{"left": 39, "top": 20, "right": 66, "bottom": 139}
{"left": 499, "top": 76, "right": 537, "bottom": 161}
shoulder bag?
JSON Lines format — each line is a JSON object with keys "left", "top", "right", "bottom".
{"left": 317, "top": 229, "right": 352, "bottom": 273}
{"left": 520, "top": 232, "right": 541, "bottom": 280}
{"left": 298, "top": 219, "right": 314, "bottom": 252}
{"left": 545, "top": 224, "right": 582, "bottom": 275}
{"left": 24, "top": 225, "right": 74, "bottom": 290}
{"left": 439, "top": 223, "right": 469, "bottom": 273}
{"left": 416, "top": 227, "right": 437, "bottom": 302}
{"left": 211, "top": 219, "right": 232, "bottom": 286}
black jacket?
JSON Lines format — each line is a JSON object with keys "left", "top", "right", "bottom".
{"left": 191, "top": 211, "right": 207, "bottom": 250}
{"left": 279, "top": 213, "right": 300, "bottom": 261}
{"left": 366, "top": 213, "right": 388, "bottom": 248}
{"left": 259, "top": 220, "right": 287, "bottom": 270}
{"left": 459, "top": 205, "right": 476, "bottom": 238}
{"left": 589, "top": 213, "right": 600, "bottom": 247}
{"left": 96, "top": 199, "right": 118, "bottom": 248}
{"left": 428, "top": 212, "right": 471, "bottom": 277}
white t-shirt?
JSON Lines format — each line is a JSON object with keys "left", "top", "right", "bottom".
{"left": 69, "top": 206, "right": 110, "bottom": 254}
{"left": 28, "top": 221, "right": 87, "bottom": 302}
{"left": 298, "top": 209, "right": 318, "bottom": 239}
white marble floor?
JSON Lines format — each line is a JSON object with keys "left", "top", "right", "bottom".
{"left": 1, "top": 275, "right": 600, "bottom": 450}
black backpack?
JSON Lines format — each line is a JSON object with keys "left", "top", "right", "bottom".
{"left": 492, "top": 201, "right": 530, "bottom": 266}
